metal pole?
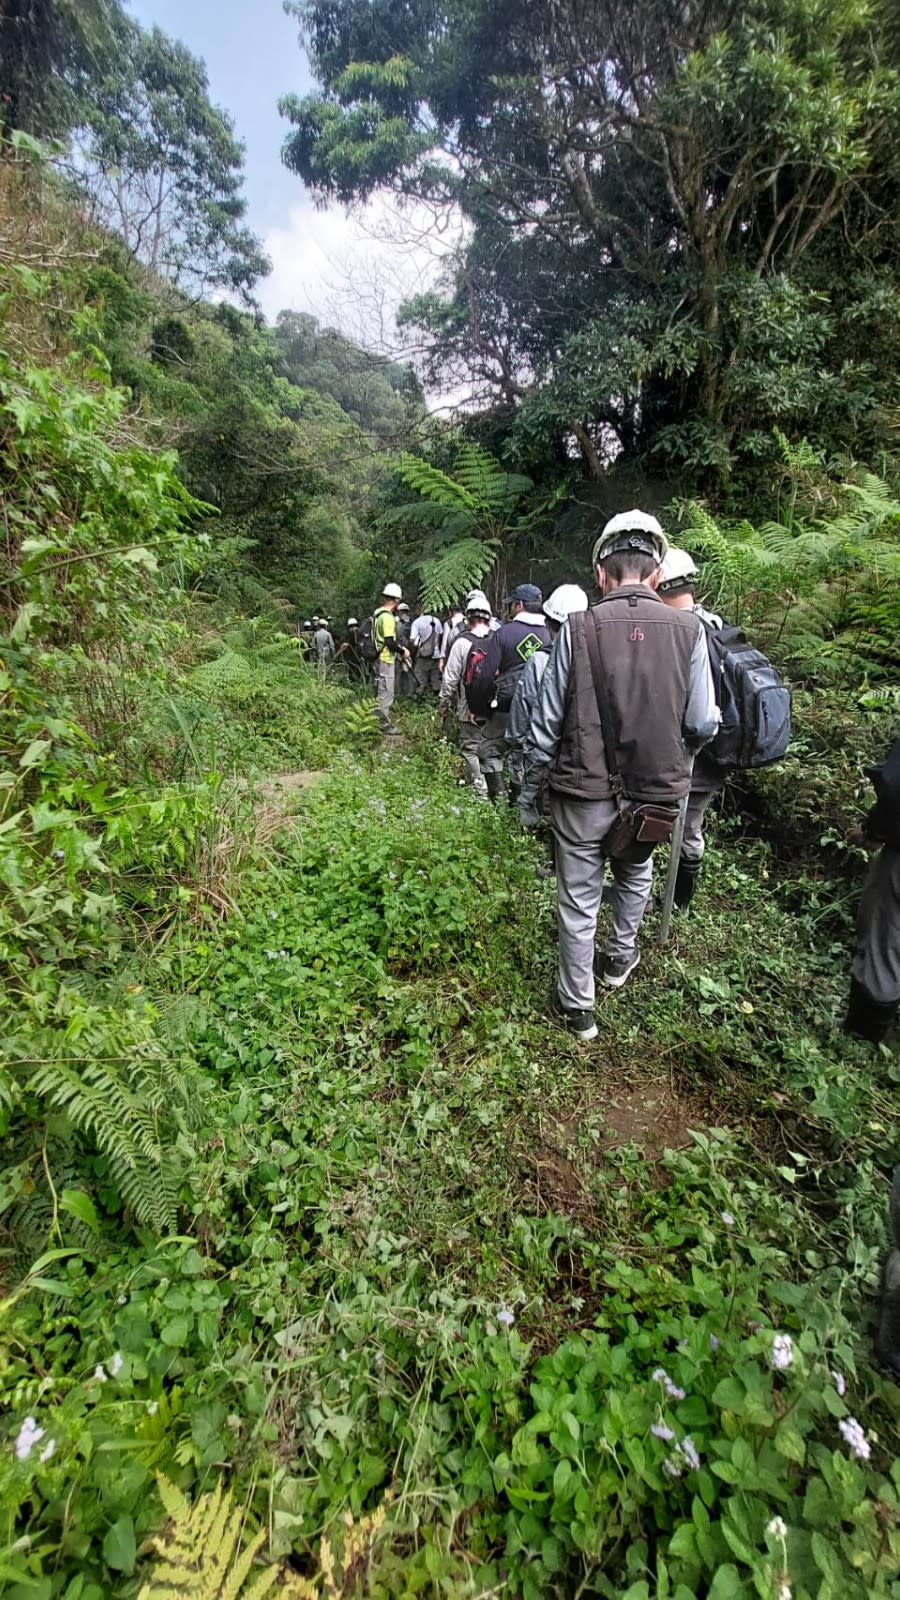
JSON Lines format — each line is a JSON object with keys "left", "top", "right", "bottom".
{"left": 658, "top": 791, "right": 690, "bottom": 947}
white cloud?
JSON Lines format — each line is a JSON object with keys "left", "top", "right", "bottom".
{"left": 257, "top": 194, "right": 466, "bottom": 365}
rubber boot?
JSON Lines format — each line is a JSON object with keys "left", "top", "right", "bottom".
{"left": 485, "top": 770, "right": 505, "bottom": 803}
{"left": 844, "top": 978, "right": 898, "bottom": 1044}
{"left": 674, "top": 856, "right": 701, "bottom": 909}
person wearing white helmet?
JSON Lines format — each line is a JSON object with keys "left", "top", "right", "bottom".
{"left": 409, "top": 602, "right": 444, "bottom": 697}
{"left": 336, "top": 617, "right": 365, "bottom": 682}
{"left": 313, "top": 616, "right": 336, "bottom": 672}
{"left": 396, "top": 602, "right": 417, "bottom": 699}
{"left": 507, "top": 584, "right": 589, "bottom": 806}
{"left": 372, "top": 582, "right": 410, "bottom": 735}
{"left": 518, "top": 510, "right": 718, "bottom": 1041}
{"left": 657, "top": 546, "right": 728, "bottom": 907}
{"left": 438, "top": 591, "right": 494, "bottom": 792}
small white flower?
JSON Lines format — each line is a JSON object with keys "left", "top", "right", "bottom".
{"left": 265, "top": 950, "right": 278, "bottom": 960}
{"left": 269, "top": 909, "right": 278, "bottom": 920}
{"left": 778, "top": 1583, "right": 791, "bottom": 1600}
{"left": 681, "top": 1436, "right": 701, "bottom": 1471}
{"left": 14, "top": 1417, "right": 45, "bottom": 1461}
{"left": 39, "top": 1439, "right": 56, "bottom": 1463}
{"left": 108, "top": 1352, "right": 123, "bottom": 1377}
{"left": 93, "top": 1365, "right": 107, "bottom": 1383}
{"left": 838, "top": 1416, "right": 871, "bottom": 1462}
{"left": 651, "top": 1421, "right": 675, "bottom": 1441}
{"left": 496, "top": 1307, "right": 515, "bottom": 1328}
{"left": 117, "top": 1294, "right": 127, "bottom": 1306}
{"left": 662, "top": 1455, "right": 683, "bottom": 1478}
{"left": 651, "top": 1367, "right": 686, "bottom": 1400}
{"left": 709, "top": 1333, "right": 720, "bottom": 1351}
{"left": 146, "top": 1400, "right": 159, "bottom": 1416}
{"left": 767, "top": 1515, "right": 788, "bottom": 1540}
{"left": 771, "top": 1334, "right": 794, "bottom": 1371}
{"left": 720, "top": 1211, "right": 735, "bottom": 1227}
{"left": 831, "top": 1369, "right": 846, "bottom": 1398}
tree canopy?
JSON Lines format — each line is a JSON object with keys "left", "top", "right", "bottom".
{"left": 282, "top": 0, "right": 900, "bottom": 490}
{"left": 74, "top": 16, "right": 268, "bottom": 297}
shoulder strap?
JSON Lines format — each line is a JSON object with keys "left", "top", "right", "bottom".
{"left": 580, "top": 611, "right": 627, "bottom": 807}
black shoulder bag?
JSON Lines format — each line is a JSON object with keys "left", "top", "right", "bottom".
{"left": 581, "top": 610, "right": 679, "bottom": 862}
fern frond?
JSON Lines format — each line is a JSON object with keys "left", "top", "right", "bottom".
{"left": 28, "top": 1057, "right": 176, "bottom": 1233}
{"left": 139, "top": 1477, "right": 315, "bottom": 1600}
{"left": 416, "top": 537, "right": 499, "bottom": 612}
{"left": 395, "top": 453, "right": 475, "bottom": 511}
{"left": 859, "top": 684, "right": 900, "bottom": 711}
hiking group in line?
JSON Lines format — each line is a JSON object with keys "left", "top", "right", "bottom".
{"left": 310, "top": 509, "right": 900, "bottom": 1051}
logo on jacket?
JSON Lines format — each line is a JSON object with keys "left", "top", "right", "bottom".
{"left": 630, "top": 627, "right": 645, "bottom": 642}
{"left": 516, "top": 633, "right": 544, "bottom": 663}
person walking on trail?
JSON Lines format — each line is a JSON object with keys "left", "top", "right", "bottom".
{"left": 397, "top": 602, "right": 416, "bottom": 700}
{"left": 337, "top": 618, "right": 365, "bottom": 684}
{"left": 313, "top": 618, "right": 336, "bottom": 669}
{"left": 410, "top": 605, "right": 444, "bottom": 697}
{"left": 658, "top": 545, "right": 792, "bottom": 908}
{"left": 845, "top": 735, "right": 900, "bottom": 1044}
{"left": 438, "top": 606, "right": 464, "bottom": 674}
{"left": 657, "top": 548, "right": 726, "bottom": 906}
{"left": 466, "top": 582, "right": 552, "bottom": 801}
{"left": 507, "top": 585, "right": 589, "bottom": 802}
{"left": 373, "top": 583, "right": 411, "bottom": 736}
{"left": 518, "top": 511, "right": 718, "bottom": 1042}
{"left": 438, "top": 591, "right": 493, "bottom": 793}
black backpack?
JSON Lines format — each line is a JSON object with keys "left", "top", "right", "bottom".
{"left": 357, "top": 613, "right": 379, "bottom": 663}
{"left": 461, "top": 632, "right": 492, "bottom": 713}
{"left": 702, "top": 620, "right": 792, "bottom": 770}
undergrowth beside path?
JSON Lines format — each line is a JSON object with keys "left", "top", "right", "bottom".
{"left": 5, "top": 732, "right": 900, "bottom": 1598}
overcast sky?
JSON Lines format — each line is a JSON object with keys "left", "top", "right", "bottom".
{"left": 128, "top": 0, "right": 453, "bottom": 349}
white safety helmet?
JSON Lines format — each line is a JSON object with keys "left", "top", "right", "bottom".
{"left": 658, "top": 547, "right": 698, "bottom": 593}
{"left": 347, "top": 617, "right": 358, "bottom": 627}
{"left": 465, "top": 590, "right": 491, "bottom": 617}
{"left": 544, "top": 584, "right": 589, "bottom": 625}
{"left": 592, "top": 509, "right": 667, "bottom": 568}
{"left": 382, "top": 581, "right": 402, "bottom": 599}
{"left": 303, "top": 620, "right": 312, "bottom": 628}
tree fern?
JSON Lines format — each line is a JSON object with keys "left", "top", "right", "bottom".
{"left": 418, "top": 537, "right": 499, "bottom": 612}
{"left": 395, "top": 453, "right": 476, "bottom": 511}
{"left": 391, "top": 446, "right": 534, "bottom": 608}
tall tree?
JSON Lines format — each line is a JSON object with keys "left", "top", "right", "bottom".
{"left": 74, "top": 18, "right": 268, "bottom": 298}
{"left": 281, "top": 0, "right": 900, "bottom": 488}
{"left": 0, "top": 0, "right": 118, "bottom": 138}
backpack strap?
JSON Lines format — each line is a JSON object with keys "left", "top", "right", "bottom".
{"left": 580, "top": 611, "right": 628, "bottom": 812}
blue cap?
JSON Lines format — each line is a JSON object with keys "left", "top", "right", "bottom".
{"left": 503, "top": 583, "right": 542, "bottom": 606}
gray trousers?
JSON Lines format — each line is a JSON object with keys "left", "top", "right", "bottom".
{"left": 681, "top": 786, "right": 723, "bottom": 863}
{"left": 852, "top": 847, "right": 900, "bottom": 1006}
{"left": 414, "top": 654, "right": 441, "bottom": 695}
{"left": 375, "top": 661, "right": 395, "bottom": 725}
{"left": 550, "top": 793, "right": 654, "bottom": 1011}
{"left": 480, "top": 709, "right": 508, "bottom": 775}
{"left": 458, "top": 719, "right": 488, "bottom": 790}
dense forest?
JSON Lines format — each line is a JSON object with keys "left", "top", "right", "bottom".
{"left": 1, "top": 0, "right": 899, "bottom": 1595}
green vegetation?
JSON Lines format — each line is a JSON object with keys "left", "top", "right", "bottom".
{"left": 1, "top": 0, "right": 899, "bottom": 1595}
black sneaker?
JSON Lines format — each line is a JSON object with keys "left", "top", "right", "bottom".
{"left": 381, "top": 723, "right": 402, "bottom": 736}
{"left": 598, "top": 950, "right": 641, "bottom": 989}
{"left": 550, "top": 991, "right": 598, "bottom": 1042}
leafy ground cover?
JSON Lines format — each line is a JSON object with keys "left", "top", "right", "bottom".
{"left": 4, "top": 726, "right": 900, "bottom": 1598}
